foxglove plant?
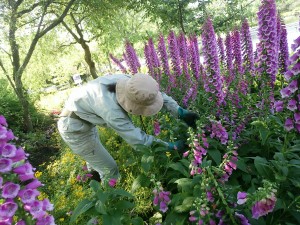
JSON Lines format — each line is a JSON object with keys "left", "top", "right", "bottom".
{"left": 187, "top": 35, "right": 200, "bottom": 80}
{"left": 144, "top": 43, "right": 155, "bottom": 78}
{"left": 201, "top": 17, "right": 224, "bottom": 106}
{"left": 168, "top": 30, "right": 182, "bottom": 80}
{"left": 278, "top": 33, "right": 300, "bottom": 132}
{"left": 0, "top": 115, "right": 55, "bottom": 225}
{"left": 225, "top": 33, "right": 234, "bottom": 87}
{"left": 152, "top": 183, "right": 171, "bottom": 213}
{"left": 124, "top": 41, "right": 141, "bottom": 74}
{"left": 240, "top": 19, "right": 254, "bottom": 75}
{"left": 232, "top": 29, "right": 243, "bottom": 75}
{"left": 217, "top": 36, "right": 226, "bottom": 66}
{"left": 178, "top": 33, "right": 190, "bottom": 81}
{"left": 148, "top": 38, "right": 162, "bottom": 82}
{"left": 109, "top": 54, "right": 127, "bottom": 73}
{"left": 278, "top": 19, "right": 289, "bottom": 75}
{"left": 157, "top": 34, "right": 172, "bottom": 79}
{"left": 256, "top": 0, "right": 278, "bottom": 87}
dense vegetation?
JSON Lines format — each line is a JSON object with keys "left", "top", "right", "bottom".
{"left": 0, "top": 0, "right": 300, "bottom": 224}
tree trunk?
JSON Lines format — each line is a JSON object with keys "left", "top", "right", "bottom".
{"left": 82, "top": 41, "right": 98, "bottom": 79}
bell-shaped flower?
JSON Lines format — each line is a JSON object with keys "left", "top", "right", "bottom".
{"left": 294, "top": 112, "right": 300, "bottom": 124}
{"left": 287, "top": 99, "right": 297, "bottom": 111}
{"left": 0, "top": 200, "right": 18, "bottom": 218}
{"left": 15, "top": 220, "right": 26, "bottom": 225}
{"left": 0, "top": 158, "right": 13, "bottom": 173}
{"left": 42, "top": 199, "right": 54, "bottom": 211}
{"left": 274, "top": 101, "right": 284, "bottom": 112}
{"left": 1, "top": 144, "right": 17, "bottom": 158}
{"left": 36, "top": 214, "right": 55, "bottom": 225}
{"left": 11, "top": 147, "right": 28, "bottom": 163}
{"left": 24, "top": 200, "right": 46, "bottom": 219}
{"left": 280, "top": 87, "right": 292, "bottom": 98}
{"left": 2, "top": 182, "right": 20, "bottom": 199}
{"left": 18, "top": 188, "right": 40, "bottom": 204}
{"left": 26, "top": 179, "right": 43, "bottom": 189}
{"left": 237, "top": 191, "right": 248, "bottom": 205}
{"left": 13, "top": 162, "right": 35, "bottom": 181}
{"left": 284, "top": 118, "right": 294, "bottom": 131}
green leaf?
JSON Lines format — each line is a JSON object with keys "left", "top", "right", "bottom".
{"left": 253, "top": 156, "right": 273, "bottom": 178}
{"left": 115, "top": 200, "right": 135, "bottom": 211}
{"left": 95, "top": 200, "right": 107, "bottom": 214}
{"left": 175, "top": 178, "right": 194, "bottom": 193}
{"left": 103, "top": 214, "right": 122, "bottom": 225}
{"left": 89, "top": 180, "right": 101, "bottom": 193}
{"left": 169, "top": 162, "right": 190, "bottom": 177}
{"left": 237, "top": 157, "right": 248, "bottom": 173}
{"left": 131, "top": 174, "right": 151, "bottom": 192}
{"left": 208, "top": 149, "right": 221, "bottom": 165}
{"left": 70, "top": 199, "right": 95, "bottom": 223}
{"left": 111, "top": 189, "right": 134, "bottom": 198}
{"left": 174, "top": 197, "right": 195, "bottom": 212}
{"left": 130, "top": 217, "right": 144, "bottom": 225}
{"left": 141, "top": 155, "right": 154, "bottom": 172}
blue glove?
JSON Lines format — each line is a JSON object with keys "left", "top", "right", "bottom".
{"left": 168, "top": 140, "right": 187, "bottom": 152}
{"left": 178, "top": 107, "right": 199, "bottom": 128}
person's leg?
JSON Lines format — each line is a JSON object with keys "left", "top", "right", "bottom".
{"left": 57, "top": 117, "right": 119, "bottom": 180}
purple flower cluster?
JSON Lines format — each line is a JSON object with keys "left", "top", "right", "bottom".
{"left": 252, "top": 192, "right": 277, "bottom": 219}
{"left": 157, "top": 34, "right": 172, "bottom": 78}
{"left": 278, "top": 34, "right": 300, "bottom": 132}
{"left": 217, "top": 36, "right": 225, "bottom": 66}
{"left": 153, "top": 186, "right": 171, "bottom": 213}
{"left": 240, "top": 19, "right": 254, "bottom": 75}
{"left": 210, "top": 120, "right": 228, "bottom": 145}
{"left": 147, "top": 38, "right": 161, "bottom": 82}
{"left": 109, "top": 54, "right": 127, "bottom": 73}
{"left": 188, "top": 35, "right": 201, "bottom": 80}
{"left": 232, "top": 29, "right": 243, "bottom": 75}
{"left": 124, "top": 41, "right": 141, "bottom": 74}
{"left": 225, "top": 33, "right": 234, "bottom": 86}
{"left": 178, "top": 33, "right": 190, "bottom": 81}
{"left": 153, "top": 120, "right": 161, "bottom": 136}
{"left": 278, "top": 18, "right": 289, "bottom": 74}
{"left": 0, "top": 115, "right": 55, "bottom": 225}
{"left": 256, "top": 0, "right": 279, "bottom": 87}
{"left": 201, "top": 18, "right": 224, "bottom": 105}
{"left": 220, "top": 150, "right": 238, "bottom": 182}
{"left": 182, "top": 84, "right": 198, "bottom": 108}
{"left": 168, "top": 30, "right": 182, "bottom": 79}
{"left": 235, "top": 212, "right": 251, "bottom": 225}
{"left": 189, "top": 133, "right": 208, "bottom": 176}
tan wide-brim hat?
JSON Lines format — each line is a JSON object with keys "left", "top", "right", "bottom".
{"left": 116, "top": 73, "right": 163, "bottom": 116}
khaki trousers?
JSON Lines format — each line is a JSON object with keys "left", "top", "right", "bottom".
{"left": 57, "top": 117, "right": 119, "bottom": 180}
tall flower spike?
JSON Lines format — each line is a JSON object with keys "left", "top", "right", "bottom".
{"left": 232, "top": 29, "right": 243, "bottom": 75}
{"left": 217, "top": 36, "right": 226, "bottom": 66}
{"left": 201, "top": 17, "right": 224, "bottom": 105}
{"left": 125, "top": 41, "right": 140, "bottom": 74}
{"left": 188, "top": 35, "right": 201, "bottom": 81}
{"left": 109, "top": 54, "right": 127, "bottom": 74}
{"left": 278, "top": 18, "right": 289, "bottom": 74}
{"left": 240, "top": 19, "right": 254, "bottom": 75}
{"left": 178, "top": 32, "right": 190, "bottom": 81}
{"left": 257, "top": 0, "right": 278, "bottom": 87}
{"left": 144, "top": 43, "right": 154, "bottom": 78}
{"left": 157, "top": 34, "right": 171, "bottom": 78}
{"left": 168, "top": 30, "right": 182, "bottom": 79}
{"left": 148, "top": 38, "right": 162, "bottom": 82}
{"left": 225, "top": 33, "right": 234, "bottom": 87}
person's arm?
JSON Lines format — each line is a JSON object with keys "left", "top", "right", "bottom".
{"left": 161, "top": 92, "right": 180, "bottom": 117}
{"left": 104, "top": 109, "right": 168, "bottom": 150}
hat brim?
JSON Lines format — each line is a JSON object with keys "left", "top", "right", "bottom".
{"left": 116, "top": 78, "right": 163, "bottom": 116}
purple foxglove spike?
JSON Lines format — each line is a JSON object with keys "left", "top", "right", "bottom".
{"left": 278, "top": 19, "right": 289, "bottom": 74}
{"left": 217, "top": 36, "right": 226, "bottom": 65}
{"left": 125, "top": 41, "right": 140, "bottom": 74}
{"left": 144, "top": 43, "right": 155, "bottom": 78}
{"left": 257, "top": 0, "right": 279, "bottom": 87}
{"left": 178, "top": 33, "right": 190, "bottom": 81}
{"left": 148, "top": 38, "right": 162, "bottom": 82}
{"left": 232, "top": 30, "right": 243, "bottom": 75}
{"left": 241, "top": 19, "right": 254, "bottom": 74}
{"left": 225, "top": 33, "right": 234, "bottom": 86}
{"left": 168, "top": 30, "right": 182, "bottom": 78}
{"left": 201, "top": 17, "right": 224, "bottom": 105}
{"left": 109, "top": 54, "right": 127, "bottom": 74}
{"left": 187, "top": 36, "right": 200, "bottom": 80}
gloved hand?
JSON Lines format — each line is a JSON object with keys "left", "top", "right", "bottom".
{"left": 178, "top": 107, "right": 199, "bottom": 128}
{"left": 168, "top": 140, "right": 187, "bottom": 152}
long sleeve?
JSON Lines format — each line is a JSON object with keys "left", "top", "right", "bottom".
{"left": 161, "top": 92, "right": 180, "bottom": 117}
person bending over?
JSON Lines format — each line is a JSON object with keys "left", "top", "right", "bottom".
{"left": 57, "top": 73, "right": 198, "bottom": 181}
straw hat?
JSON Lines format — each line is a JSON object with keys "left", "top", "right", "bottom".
{"left": 116, "top": 74, "right": 163, "bottom": 116}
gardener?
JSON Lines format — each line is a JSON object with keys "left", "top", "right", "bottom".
{"left": 57, "top": 73, "right": 199, "bottom": 181}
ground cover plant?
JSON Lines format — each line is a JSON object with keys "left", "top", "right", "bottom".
{"left": 1, "top": 0, "right": 300, "bottom": 224}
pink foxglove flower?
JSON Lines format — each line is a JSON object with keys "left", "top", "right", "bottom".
{"left": 2, "top": 182, "right": 20, "bottom": 199}
{"left": 252, "top": 193, "right": 277, "bottom": 219}
{"left": 237, "top": 191, "right": 248, "bottom": 205}
{"left": 108, "top": 178, "right": 117, "bottom": 187}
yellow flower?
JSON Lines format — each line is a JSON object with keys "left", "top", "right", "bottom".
{"left": 35, "top": 171, "right": 42, "bottom": 179}
{"left": 59, "top": 218, "right": 65, "bottom": 222}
